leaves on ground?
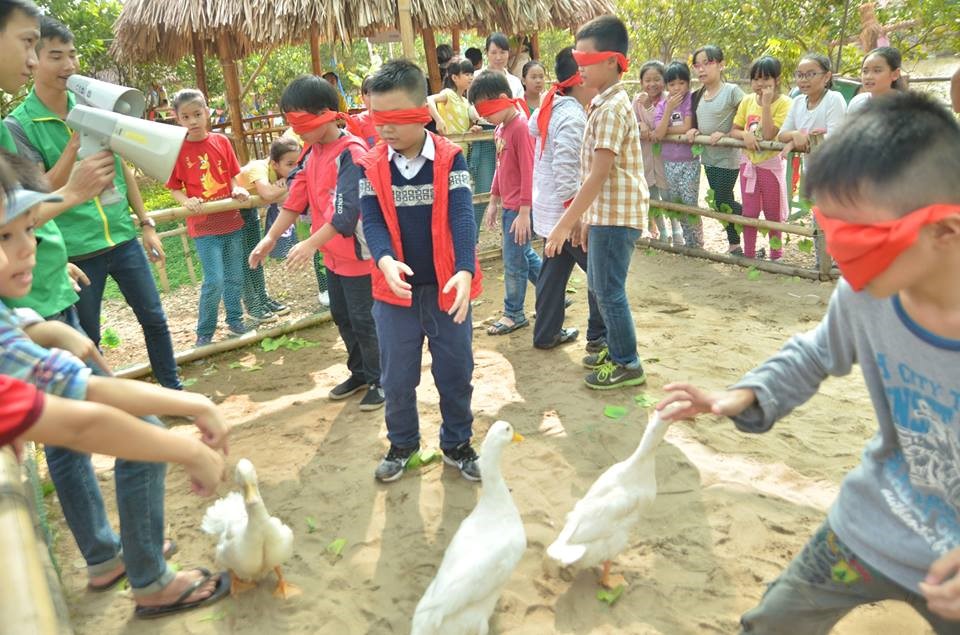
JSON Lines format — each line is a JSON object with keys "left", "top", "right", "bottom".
{"left": 634, "top": 394, "right": 658, "bottom": 408}
{"left": 228, "top": 361, "right": 263, "bottom": 372}
{"left": 306, "top": 516, "right": 318, "bottom": 534}
{"left": 182, "top": 378, "right": 198, "bottom": 387}
{"left": 261, "top": 335, "right": 319, "bottom": 352}
{"left": 597, "top": 584, "right": 625, "bottom": 606}
{"left": 101, "top": 327, "right": 121, "bottom": 350}
{"left": 798, "top": 238, "right": 814, "bottom": 254}
{"left": 405, "top": 449, "right": 440, "bottom": 471}
{"left": 326, "top": 538, "right": 347, "bottom": 558}
{"left": 603, "top": 405, "right": 628, "bottom": 420}
{"left": 747, "top": 267, "right": 762, "bottom": 281}
{"left": 198, "top": 608, "right": 227, "bottom": 622}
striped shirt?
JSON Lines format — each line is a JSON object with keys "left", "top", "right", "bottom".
{"left": 582, "top": 82, "right": 649, "bottom": 228}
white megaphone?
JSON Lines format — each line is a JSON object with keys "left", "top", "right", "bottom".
{"left": 66, "top": 105, "right": 186, "bottom": 184}
{"left": 67, "top": 74, "right": 146, "bottom": 118}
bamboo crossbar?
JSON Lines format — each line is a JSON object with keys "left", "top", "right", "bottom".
{"left": 660, "top": 133, "right": 804, "bottom": 153}
{"left": 652, "top": 200, "right": 816, "bottom": 237}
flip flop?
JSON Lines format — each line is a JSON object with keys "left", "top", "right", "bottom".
{"left": 486, "top": 318, "right": 529, "bottom": 336}
{"left": 88, "top": 539, "right": 178, "bottom": 592}
{"left": 134, "top": 568, "right": 231, "bottom": 620}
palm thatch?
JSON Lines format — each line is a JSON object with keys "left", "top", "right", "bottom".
{"left": 111, "top": 0, "right": 614, "bottom": 64}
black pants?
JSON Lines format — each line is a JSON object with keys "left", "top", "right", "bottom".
{"left": 705, "top": 165, "right": 743, "bottom": 246}
{"left": 327, "top": 270, "right": 380, "bottom": 385}
{"left": 533, "top": 239, "right": 606, "bottom": 348}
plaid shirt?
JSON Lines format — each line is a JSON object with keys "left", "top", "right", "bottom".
{"left": 0, "top": 302, "right": 90, "bottom": 400}
{"left": 582, "top": 82, "right": 649, "bottom": 227}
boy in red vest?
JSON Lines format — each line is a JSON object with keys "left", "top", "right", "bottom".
{"left": 249, "top": 75, "right": 383, "bottom": 411}
{"left": 357, "top": 60, "right": 483, "bottom": 483}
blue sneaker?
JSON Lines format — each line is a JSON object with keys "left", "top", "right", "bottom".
{"left": 196, "top": 335, "right": 213, "bottom": 347}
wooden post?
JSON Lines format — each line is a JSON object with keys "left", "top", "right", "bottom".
{"left": 191, "top": 32, "right": 208, "bottom": 98}
{"left": 452, "top": 29, "right": 461, "bottom": 55}
{"left": 422, "top": 28, "right": 441, "bottom": 94}
{"left": 178, "top": 225, "right": 198, "bottom": 285}
{"left": 216, "top": 33, "right": 249, "bottom": 164}
{"left": 397, "top": 0, "right": 416, "bottom": 59}
{"left": 309, "top": 24, "right": 322, "bottom": 76}
{"left": 530, "top": 33, "right": 540, "bottom": 61}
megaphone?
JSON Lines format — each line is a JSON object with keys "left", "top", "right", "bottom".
{"left": 66, "top": 105, "right": 186, "bottom": 183}
{"left": 67, "top": 75, "right": 146, "bottom": 118}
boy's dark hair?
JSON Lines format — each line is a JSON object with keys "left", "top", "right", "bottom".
{"left": 38, "top": 15, "right": 72, "bottom": 46}
{"left": 639, "top": 60, "right": 665, "bottom": 82}
{"left": 0, "top": 0, "right": 39, "bottom": 33}
{"left": 663, "top": 61, "right": 691, "bottom": 84}
{"left": 555, "top": 46, "right": 579, "bottom": 84}
{"left": 366, "top": 59, "right": 428, "bottom": 105}
{"left": 360, "top": 75, "right": 373, "bottom": 95}
{"left": 269, "top": 137, "right": 301, "bottom": 163}
{"left": 799, "top": 53, "right": 834, "bottom": 89}
{"left": 322, "top": 71, "right": 338, "bottom": 82}
{"left": 804, "top": 92, "right": 960, "bottom": 214}
{"left": 521, "top": 60, "right": 544, "bottom": 80}
{"left": 442, "top": 58, "right": 475, "bottom": 91}
{"left": 279, "top": 75, "right": 339, "bottom": 114}
{"left": 467, "top": 70, "right": 510, "bottom": 104}
{"left": 750, "top": 55, "right": 782, "bottom": 81}
{"left": 436, "top": 43, "right": 453, "bottom": 69}
{"left": 171, "top": 88, "right": 206, "bottom": 112}
{"left": 484, "top": 32, "right": 510, "bottom": 53}
{"left": 1, "top": 148, "right": 47, "bottom": 192}
{"left": 692, "top": 45, "right": 724, "bottom": 64}
{"left": 863, "top": 46, "right": 904, "bottom": 90}
{"left": 575, "top": 15, "right": 629, "bottom": 56}
{"left": 464, "top": 47, "right": 482, "bottom": 68}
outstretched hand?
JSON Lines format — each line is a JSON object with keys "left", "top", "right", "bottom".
{"left": 656, "top": 383, "right": 756, "bottom": 422}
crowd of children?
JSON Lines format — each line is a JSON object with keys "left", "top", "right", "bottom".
{"left": 3, "top": 0, "right": 960, "bottom": 629}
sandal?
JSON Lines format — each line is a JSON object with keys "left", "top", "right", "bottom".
{"left": 486, "top": 318, "right": 529, "bottom": 336}
{"left": 88, "top": 539, "right": 178, "bottom": 592}
{"left": 729, "top": 246, "right": 744, "bottom": 256}
{"left": 134, "top": 567, "right": 231, "bottom": 619}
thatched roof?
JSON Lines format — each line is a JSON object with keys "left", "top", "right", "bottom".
{"left": 111, "top": 0, "right": 614, "bottom": 64}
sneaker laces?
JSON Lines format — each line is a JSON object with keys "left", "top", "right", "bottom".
{"left": 594, "top": 359, "right": 618, "bottom": 381}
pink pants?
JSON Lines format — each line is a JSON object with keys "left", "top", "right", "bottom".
{"left": 739, "top": 163, "right": 784, "bottom": 260}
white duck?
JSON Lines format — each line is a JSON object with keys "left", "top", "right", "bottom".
{"left": 411, "top": 420, "right": 526, "bottom": 635}
{"left": 547, "top": 411, "right": 670, "bottom": 588}
{"left": 201, "top": 458, "right": 300, "bottom": 598}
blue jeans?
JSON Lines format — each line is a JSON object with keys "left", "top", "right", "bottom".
{"left": 468, "top": 133, "right": 496, "bottom": 236}
{"left": 586, "top": 226, "right": 641, "bottom": 367}
{"left": 501, "top": 209, "right": 542, "bottom": 323}
{"left": 73, "top": 238, "right": 180, "bottom": 389}
{"left": 327, "top": 271, "right": 380, "bottom": 385}
{"left": 240, "top": 209, "right": 269, "bottom": 315}
{"left": 194, "top": 230, "right": 245, "bottom": 338}
{"left": 372, "top": 286, "right": 474, "bottom": 450}
{"left": 45, "top": 307, "right": 173, "bottom": 594}
{"left": 533, "top": 239, "right": 606, "bottom": 347}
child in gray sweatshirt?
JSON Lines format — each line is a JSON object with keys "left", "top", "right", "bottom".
{"left": 658, "top": 92, "right": 960, "bottom": 633}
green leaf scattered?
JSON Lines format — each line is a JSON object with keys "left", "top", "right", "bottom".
{"left": 306, "top": 516, "right": 318, "bottom": 533}
{"left": 734, "top": 224, "right": 743, "bottom": 235}
{"left": 198, "top": 608, "right": 227, "bottom": 622}
{"left": 262, "top": 335, "right": 320, "bottom": 352}
{"left": 41, "top": 480, "right": 55, "bottom": 498}
{"left": 261, "top": 336, "right": 286, "bottom": 352}
{"left": 798, "top": 238, "right": 814, "bottom": 254}
{"left": 405, "top": 449, "right": 440, "bottom": 471}
{"left": 326, "top": 538, "right": 347, "bottom": 558}
{"left": 228, "top": 361, "right": 264, "bottom": 372}
{"left": 182, "top": 378, "right": 198, "bottom": 387}
{"left": 597, "top": 584, "right": 625, "bottom": 606}
{"left": 652, "top": 143, "right": 662, "bottom": 156}
{"left": 634, "top": 394, "right": 657, "bottom": 408}
{"left": 718, "top": 203, "right": 733, "bottom": 215}
{"left": 101, "top": 327, "right": 121, "bottom": 350}
{"left": 603, "top": 405, "right": 628, "bottom": 420}
{"left": 202, "top": 364, "right": 218, "bottom": 377}
{"left": 769, "top": 236, "right": 783, "bottom": 250}
{"left": 705, "top": 189, "right": 716, "bottom": 207}
{"left": 759, "top": 227, "right": 769, "bottom": 237}
{"left": 690, "top": 144, "right": 704, "bottom": 156}
{"left": 747, "top": 267, "right": 762, "bottom": 281}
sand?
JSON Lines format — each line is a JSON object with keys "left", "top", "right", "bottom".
{"left": 50, "top": 249, "right": 934, "bottom": 634}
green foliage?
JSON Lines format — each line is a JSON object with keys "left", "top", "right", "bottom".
{"left": 603, "top": 405, "right": 628, "bottom": 419}
{"left": 798, "top": 238, "right": 815, "bottom": 254}
{"left": 747, "top": 267, "right": 762, "bottom": 281}
{"left": 101, "top": 327, "right": 121, "bottom": 349}
{"left": 597, "top": 584, "right": 625, "bottom": 606}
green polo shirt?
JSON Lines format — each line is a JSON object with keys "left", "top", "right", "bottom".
{"left": 9, "top": 89, "right": 136, "bottom": 258}
{"left": 0, "top": 120, "right": 78, "bottom": 317}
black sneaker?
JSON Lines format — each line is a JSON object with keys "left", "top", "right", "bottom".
{"left": 248, "top": 309, "right": 278, "bottom": 324}
{"left": 358, "top": 384, "right": 385, "bottom": 411}
{"left": 535, "top": 327, "right": 579, "bottom": 350}
{"left": 442, "top": 442, "right": 481, "bottom": 482}
{"left": 375, "top": 444, "right": 418, "bottom": 482}
{"left": 584, "top": 360, "right": 647, "bottom": 390}
{"left": 266, "top": 298, "right": 291, "bottom": 316}
{"left": 582, "top": 346, "right": 609, "bottom": 369}
{"left": 329, "top": 376, "right": 367, "bottom": 400}
{"left": 585, "top": 338, "right": 607, "bottom": 353}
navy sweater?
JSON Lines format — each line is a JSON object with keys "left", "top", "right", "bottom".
{"left": 360, "top": 152, "right": 475, "bottom": 286}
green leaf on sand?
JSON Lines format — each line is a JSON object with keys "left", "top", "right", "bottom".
{"left": 769, "top": 236, "right": 783, "bottom": 250}
{"left": 597, "top": 584, "right": 625, "bottom": 606}
{"left": 326, "top": 538, "right": 347, "bottom": 558}
{"left": 182, "top": 378, "right": 198, "bottom": 387}
{"left": 405, "top": 449, "right": 440, "bottom": 471}
{"left": 634, "top": 394, "right": 657, "bottom": 408}
{"left": 747, "top": 267, "right": 762, "bottom": 281}
{"left": 306, "top": 516, "right": 318, "bottom": 533}
{"left": 228, "top": 361, "right": 263, "bottom": 372}
{"left": 798, "top": 238, "right": 814, "bottom": 254}
{"left": 261, "top": 335, "right": 288, "bottom": 352}
{"left": 198, "top": 608, "right": 227, "bottom": 622}
{"left": 604, "top": 405, "right": 628, "bottom": 420}
{"left": 101, "top": 327, "right": 121, "bottom": 350}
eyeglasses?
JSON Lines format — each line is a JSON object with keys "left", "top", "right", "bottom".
{"left": 794, "top": 71, "right": 826, "bottom": 80}
{"left": 692, "top": 61, "right": 717, "bottom": 71}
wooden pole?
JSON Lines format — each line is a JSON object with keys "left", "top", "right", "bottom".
{"left": 653, "top": 200, "right": 816, "bottom": 237}
{"left": 636, "top": 238, "right": 831, "bottom": 281}
{"left": 216, "top": 33, "right": 249, "bottom": 164}
{"left": 422, "top": 28, "right": 441, "bottom": 94}
{"left": 178, "top": 229, "right": 198, "bottom": 285}
{"left": 191, "top": 32, "right": 209, "bottom": 98}
{"left": 309, "top": 24, "right": 322, "bottom": 76}
{"left": 241, "top": 44, "right": 276, "bottom": 100}
{"left": 530, "top": 33, "right": 540, "bottom": 60}
{"left": 452, "top": 29, "right": 461, "bottom": 54}
{"left": 397, "top": 0, "right": 416, "bottom": 59}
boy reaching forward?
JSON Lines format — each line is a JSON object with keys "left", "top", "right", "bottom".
{"left": 357, "top": 60, "right": 483, "bottom": 483}
{"left": 659, "top": 93, "right": 960, "bottom": 632}
{"left": 544, "top": 15, "right": 650, "bottom": 390}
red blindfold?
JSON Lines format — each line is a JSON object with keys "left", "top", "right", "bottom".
{"left": 571, "top": 50, "right": 629, "bottom": 73}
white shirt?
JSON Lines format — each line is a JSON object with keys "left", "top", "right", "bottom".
{"left": 387, "top": 131, "right": 435, "bottom": 179}
{"left": 481, "top": 66, "right": 524, "bottom": 98}
{"left": 782, "top": 89, "right": 847, "bottom": 136}
{"left": 845, "top": 92, "right": 872, "bottom": 116}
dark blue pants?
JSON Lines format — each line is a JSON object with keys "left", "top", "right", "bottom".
{"left": 327, "top": 270, "right": 380, "bottom": 385}
{"left": 73, "top": 238, "right": 181, "bottom": 389}
{"left": 372, "top": 285, "right": 474, "bottom": 450}
{"left": 533, "top": 239, "right": 606, "bottom": 348}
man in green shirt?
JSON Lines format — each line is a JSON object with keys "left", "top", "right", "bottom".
{"left": 7, "top": 16, "right": 181, "bottom": 389}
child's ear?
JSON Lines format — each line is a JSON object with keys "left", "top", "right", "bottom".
{"left": 498, "top": 92, "right": 509, "bottom": 100}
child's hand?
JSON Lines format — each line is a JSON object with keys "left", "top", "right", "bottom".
{"left": 510, "top": 207, "right": 532, "bottom": 245}
{"left": 778, "top": 140, "right": 796, "bottom": 159}
{"left": 483, "top": 203, "right": 500, "bottom": 231}
{"left": 666, "top": 91, "right": 684, "bottom": 112}
{"left": 193, "top": 401, "right": 230, "bottom": 454}
{"left": 183, "top": 197, "right": 204, "bottom": 213}
{"left": 708, "top": 131, "right": 725, "bottom": 145}
{"left": 685, "top": 128, "right": 699, "bottom": 143}
{"left": 469, "top": 125, "right": 483, "bottom": 133}
{"left": 742, "top": 133, "right": 760, "bottom": 152}
{"left": 231, "top": 186, "right": 250, "bottom": 202}
{"left": 435, "top": 118, "right": 448, "bottom": 135}
{"left": 286, "top": 241, "right": 317, "bottom": 272}
{"left": 378, "top": 255, "right": 414, "bottom": 299}
{"left": 25, "top": 321, "right": 97, "bottom": 361}
{"left": 248, "top": 236, "right": 275, "bottom": 269}
{"left": 656, "top": 383, "right": 756, "bottom": 421}
{"left": 443, "top": 270, "right": 473, "bottom": 324}
{"left": 66, "top": 263, "right": 90, "bottom": 292}
{"left": 791, "top": 130, "right": 811, "bottom": 152}
{"left": 920, "top": 547, "right": 960, "bottom": 620}
{"left": 633, "top": 91, "right": 649, "bottom": 110}
{"left": 760, "top": 86, "right": 777, "bottom": 107}
{"left": 185, "top": 442, "right": 226, "bottom": 497}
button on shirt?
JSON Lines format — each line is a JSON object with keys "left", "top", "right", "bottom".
{"left": 388, "top": 132, "right": 435, "bottom": 179}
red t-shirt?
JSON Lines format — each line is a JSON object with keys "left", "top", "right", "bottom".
{"left": 166, "top": 133, "right": 244, "bottom": 237}
{"left": 490, "top": 111, "right": 534, "bottom": 210}
{"left": 0, "top": 375, "right": 45, "bottom": 447}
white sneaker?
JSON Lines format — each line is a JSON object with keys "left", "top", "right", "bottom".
{"left": 317, "top": 291, "right": 330, "bottom": 306}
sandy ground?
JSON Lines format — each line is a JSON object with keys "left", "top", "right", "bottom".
{"left": 45, "top": 247, "right": 939, "bottom": 635}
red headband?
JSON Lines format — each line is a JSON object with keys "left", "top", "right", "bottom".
{"left": 371, "top": 107, "right": 433, "bottom": 126}
{"left": 536, "top": 73, "right": 583, "bottom": 157}
{"left": 475, "top": 97, "right": 525, "bottom": 120}
{"left": 814, "top": 204, "right": 960, "bottom": 291}
{"left": 285, "top": 110, "right": 345, "bottom": 137}
{"left": 572, "top": 50, "right": 629, "bottom": 73}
